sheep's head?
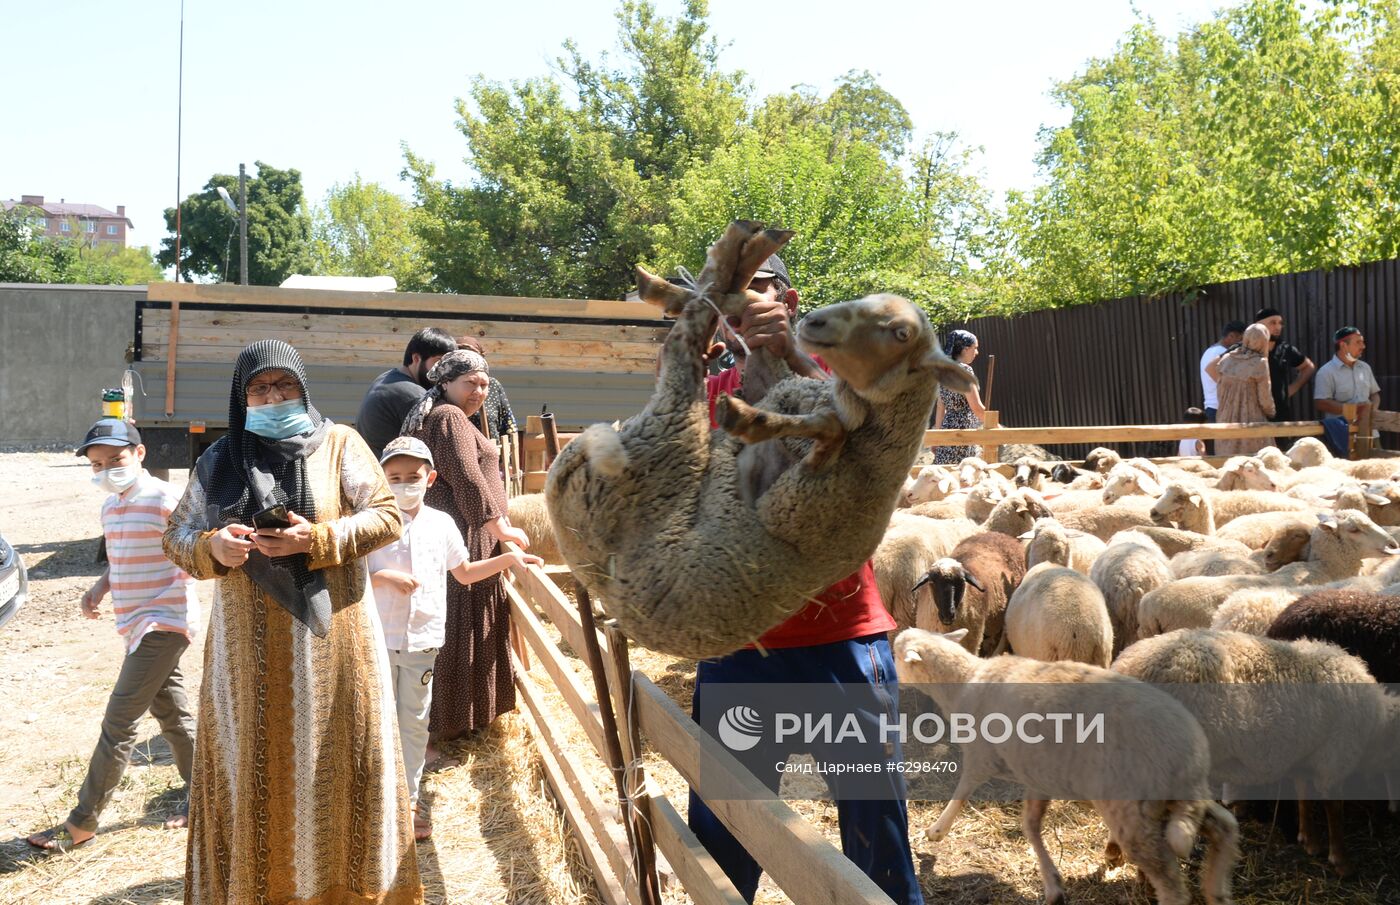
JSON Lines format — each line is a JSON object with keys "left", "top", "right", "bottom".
{"left": 1216, "top": 457, "right": 1277, "bottom": 492}
{"left": 908, "top": 464, "right": 959, "bottom": 505}
{"left": 1315, "top": 510, "right": 1400, "bottom": 557}
{"left": 893, "top": 626, "right": 974, "bottom": 687}
{"left": 1012, "top": 459, "right": 1051, "bottom": 490}
{"left": 911, "top": 557, "right": 985, "bottom": 627}
{"left": 1150, "top": 483, "right": 1200, "bottom": 527}
{"left": 1322, "top": 482, "right": 1391, "bottom": 516}
{"left": 1287, "top": 437, "right": 1330, "bottom": 468}
{"left": 796, "top": 295, "right": 972, "bottom": 399}
{"left": 1256, "top": 446, "right": 1292, "bottom": 471}
{"left": 1022, "top": 517, "right": 1071, "bottom": 568}
{"left": 1084, "top": 447, "right": 1121, "bottom": 475}
{"left": 957, "top": 456, "right": 992, "bottom": 488}
{"left": 1102, "top": 463, "right": 1162, "bottom": 505}
{"left": 1050, "top": 462, "right": 1082, "bottom": 485}
{"left": 1262, "top": 523, "right": 1312, "bottom": 570}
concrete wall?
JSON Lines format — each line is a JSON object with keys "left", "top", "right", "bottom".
{"left": 0, "top": 284, "right": 143, "bottom": 444}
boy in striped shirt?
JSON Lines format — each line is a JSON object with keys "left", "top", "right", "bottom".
{"left": 27, "top": 419, "right": 200, "bottom": 852}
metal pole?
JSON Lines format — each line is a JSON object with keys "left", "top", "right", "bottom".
{"left": 173, "top": 0, "right": 185, "bottom": 282}
{"left": 238, "top": 163, "right": 248, "bottom": 285}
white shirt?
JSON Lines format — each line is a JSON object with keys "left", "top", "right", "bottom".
{"left": 1200, "top": 343, "right": 1227, "bottom": 409}
{"left": 368, "top": 504, "right": 468, "bottom": 651}
{"left": 1178, "top": 438, "right": 1202, "bottom": 457}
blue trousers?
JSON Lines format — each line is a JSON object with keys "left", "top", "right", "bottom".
{"left": 686, "top": 634, "right": 925, "bottom": 904}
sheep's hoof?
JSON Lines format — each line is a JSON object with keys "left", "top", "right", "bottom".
{"left": 1329, "top": 853, "right": 1355, "bottom": 879}
{"left": 924, "top": 825, "right": 949, "bottom": 844}
{"left": 1103, "top": 840, "right": 1124, "bottom": 868}
{"left": 1045, "top": 889, "right": 1068, "bottom": 905}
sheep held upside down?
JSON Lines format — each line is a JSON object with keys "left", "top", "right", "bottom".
{"left": 544, "top": 221, "right": 974, "bottom": 657}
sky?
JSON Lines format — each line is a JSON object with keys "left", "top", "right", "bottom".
{"left": 1, "top": 0, "right": 1227, "bottom": 258}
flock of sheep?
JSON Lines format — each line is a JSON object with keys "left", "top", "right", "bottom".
{"left": 890, "top": 438, "right": 1400, "bottom": 904}
{"left": 510, "top": 436, "right": 1400, "bottom": 905}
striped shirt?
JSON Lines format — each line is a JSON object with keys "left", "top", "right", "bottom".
{"left": 101, "top": 471, "right": 199, "bottom": 653}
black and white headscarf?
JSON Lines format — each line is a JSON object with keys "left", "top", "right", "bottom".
{"left": 196, "top": 340, "right": 333, "bottom": 635}
{"left": 399, "top": 349, "right": 489, "bottom": 436}
{"left": 942, "top": 329, "right": 977, "bottom": 360}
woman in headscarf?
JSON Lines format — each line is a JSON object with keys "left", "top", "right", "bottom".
{"left": 163, "top": 340, "right": 418, "bottom": 905}
{"left": 456, "top": 336, "right": 518, "bottom": 442}
{"left": 931, "top": 329, "right": 989, "bottom": 465}
{"left": 1209, "top": 323, "right": 1276, "bottom": 456}
{"left": 401, "top": 350, "right": 530, "bottom": 744}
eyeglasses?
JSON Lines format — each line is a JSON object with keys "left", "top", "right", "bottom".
{"left": 246, "top": 377, "right": 302, "bottom": 399}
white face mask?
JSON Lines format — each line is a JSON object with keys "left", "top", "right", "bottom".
{"left": 389, "top": 481, "right": 428, "bottom": 512}
{"left": 92, "top": 463, "right": 139, "bottom": 494}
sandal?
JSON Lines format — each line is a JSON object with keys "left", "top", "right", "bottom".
{"left": 26, "top": 826, "right": 94, "bottom": 854}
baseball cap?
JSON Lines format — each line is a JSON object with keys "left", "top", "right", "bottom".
{"left": 379, "top": 435, "right": 435, "bottom": 469}
{"left": 752, "top": 254, "right": 791, "bottom": 289}
{"left": 1334, "top": 326, "right": 1360, "bottom": 343}
{"left": 77, "top": 419, "right": 142, "bottom": 456}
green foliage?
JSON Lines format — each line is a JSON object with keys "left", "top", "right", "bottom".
{"left": 310, "top": 176, "right": 430, "bottom": 291}
{"left": 158, "top": 161, "right": 312, "bottom": 285}
{"left": 0, "top": 210, "right": 161, "bottom": 285}
{"left": 998, "top": 0, "right": 1400, "bottom": 310}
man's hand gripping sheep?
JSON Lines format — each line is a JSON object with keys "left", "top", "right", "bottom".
{"left": 544, "top": 221, "right": 974, "bottom": 658}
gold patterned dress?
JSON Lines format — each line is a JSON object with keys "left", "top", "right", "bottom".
{"left": 165, "top": 425, "right": 420, "bottom": 905}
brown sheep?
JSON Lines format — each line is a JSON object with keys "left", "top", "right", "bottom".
{"left": 908, "top": 531, "right": 1026, "bottom": 656}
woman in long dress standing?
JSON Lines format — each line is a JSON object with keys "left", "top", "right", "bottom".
{"left": 164, "top": 340, "right": 419, "bottom": 905}
{"left": 1210, "top": 324, "right": 1276, "bottom": 456}
{"left": 931, "top": 330, "right": 989, "bottom": 465}
{"left": 401, "top": 350, "right": 530, "bottom": 742}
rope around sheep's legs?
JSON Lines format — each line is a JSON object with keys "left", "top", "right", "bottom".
{"left": 576, "top": 581, "right": 662, "bottom": 905}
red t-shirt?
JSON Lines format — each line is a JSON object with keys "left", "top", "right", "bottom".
{"left": 705, "top": 363, "right": 895, "bottom": 649}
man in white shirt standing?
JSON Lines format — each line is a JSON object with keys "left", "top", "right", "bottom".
{"left": 1200, "top": 320, "right": 1247, "bottom": 422}
{"left": 1314, "top": 326, "right": 1381, "bottom": 429}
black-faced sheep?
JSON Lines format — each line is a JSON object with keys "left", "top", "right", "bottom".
{"left": 874, "top": 512, "right": 981, "bottom": 630}
{"left": 897, "top": 628, "right": 1239, "bottom": 905}
{"left": 995, "top": 562, "right": 1114, "bottom": 667}
{"left": 908, "top": 531, "right": 1026, "bottom": 655}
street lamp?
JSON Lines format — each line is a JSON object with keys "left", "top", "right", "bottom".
{"left": 215, "top": 164, "right": 249, "bottom": 285}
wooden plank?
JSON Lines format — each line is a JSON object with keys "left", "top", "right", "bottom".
{"left": 164, "top": 300, "right": 180, "bottom": 416}
{"left": 632, "top": 674, "right": 897, "bottom": 905}
{"left": 1372, "top": 410, "right": 1400, "bottom": 433}
{"left": 647, "top": 787, "right": 747, "bottom": 905}
{"left": 924, "top": 421, "right": 1324, "bottom": 447}
{"left": 514, "top": 661, "right": 639, "bottom": 905}
{"left": 507, "top": 553, "right": 613, "bottom": 661}
{"left": 504, "top": 579, "right": 609, "bottom": 757}
{"left": 140, "top": 341, "right": 657, "bottom": 374}
{"left": 147, "top": 280, "right": 669, "bottom": 321}
{"left": 139, "top": 307, "right": 672, "bottom": 344}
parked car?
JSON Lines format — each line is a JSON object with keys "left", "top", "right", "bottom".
{"left": 0, "top": 533, "right": 28, "bottom": 629}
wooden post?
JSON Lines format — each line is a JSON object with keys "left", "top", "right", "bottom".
{"left": 1343, "top": 404, "right": 1359, "bottom": 459}
{"left": 542, "top": 411, "right": 561, "bottom": 470}
{"left": 980, "top": 409, "right": 1000, "bottom": 464}
{"left": 1358, "top": 405, "right": 1375, "bottom": 458}
{"left": 576, "top": 583, "right": 662, "bottom": 905}
{"left": 983, "top": 353, "right": 996, "bottom": 408}
{"left": 164, "top": 300, "right": 180, "bottom": 416}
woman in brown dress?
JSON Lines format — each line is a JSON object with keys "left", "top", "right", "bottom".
{"left": 164, "top": 340, "right": 419, "bottom": 905}
{"left": 1210, "top": 323, "right": 1276, "bottom": 456}
{"left": 401, "top": 350, "right": 530, "bottom": 741}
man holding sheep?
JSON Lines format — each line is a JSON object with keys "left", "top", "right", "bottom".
{"left": 687, "top": 254, "right": 926, "bottom": 905}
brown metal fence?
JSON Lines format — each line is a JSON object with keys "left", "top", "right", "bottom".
{"left": 944, "top": 257, "right": 1400, "bottom": 459}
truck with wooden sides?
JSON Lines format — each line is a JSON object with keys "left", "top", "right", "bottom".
{"left": 127, "top": 282, "right": 671, "bottom": 473}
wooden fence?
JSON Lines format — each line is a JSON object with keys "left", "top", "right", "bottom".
{"left": 502, "top": 554, "right": 894, "bottom": 905}
{"left": 944, "top": 256, "right": 1400, "bottom": 459}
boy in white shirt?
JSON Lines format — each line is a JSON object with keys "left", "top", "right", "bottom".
{"left": 369, "top": 436, "right": 541, "bottom": 839}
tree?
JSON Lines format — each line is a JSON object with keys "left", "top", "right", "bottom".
{"left": 0, "top": 210, "right": 161, "bottom": 284}
{"left": 66, "top": 243, "right": 164, "bottom": 284}
{"left": 405, "top": 0, "right": 749, "bottom": 298}
{"left": 310, "top": 176, "right": 430, "bottom": 290}
{"left": 158, "top": 161, "right": 312, "bottom": 285}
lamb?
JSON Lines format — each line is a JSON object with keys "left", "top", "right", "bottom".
{"left": 1135, "top": 510, "right": 1400, "bottom": 641}
{"left": 907, "top": 531, "right": 1025, "bottom": 654}
{"left": 545, "top": 221, "right": 976, "bottom": 656}
{"left": 1255, "top": 445, "right": 1293, "bottom": 472}
{"left": 1054, "top": 497, "right": 1157, "bottom": 541}
{"left": 1132, "top": 526, "right": 1252, "bottom": 558}
{"left": 955, "top": 456, "right": 996, "bottom": 488}
{"left": 1101, "top": 462, "right": 1163, "bottom": 505}
{"left": 506, "top": 493, "right": 563, "bottom": 564}
{"left": 1091, "top": 530, "right": 1172, "bottom": 654}
{"left": 1113, "top": 629, "right": 1388, "bottom": 877}
{"left": 1288, "top": 436, "right": 1400, "bottom": 480}
{"left": 896, "top": 628, "right": 1239, "bottom": 905}
{"left": 1023, "top": 517, "right": 1106, "bottom": 575}
{"left": 995, "top": 562, "right": 1114, "bottom": 667}
{"left": 1214, "top": 456, "right": 1277, "bottom": 492}
{"left": 874, "top": 512, "right": 981, "bottom": 630}
{"left": 979, "top": 488, "right": 1053, "bottom": 538}
{"left": 1168, "top": 522, "right": 1312, "bottom": 579}
{"left": 1010, "top": 458, "right": 1052, "bottom": 491}
{"left": 1083, "top": 447, "right": 1121, "bottom": 474}
{"left": 906, "top": 497, "right": 969, "bottom": 520}
{"left": 964, "top": 476, "right": 1013, "bottom": 523}
{"left": 1209, "top": 588, "right": 1303, "bottom": 635}
{"left": 1149, "top": 483, "right": 1311, "bottom": 534}
{"left": 905, "top": 463, "right": 960, "bottom": 505}
{"left": 1215, "top": 511, "right": 1315, "bottom": 549}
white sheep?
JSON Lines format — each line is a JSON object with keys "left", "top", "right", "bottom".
{"left": 1101, "top": 462, "right": 1164, "bottom": 505}
{"left": 1215, "top": 511, "right": 1315, "bottom": 549}
{"left": 1055, "top": 496, "right": 1157, "bottom": 541}
{"left": 979, "top": 488, "right": 1054, "bottom": 538}
{"left": 1083, "top": 447, "right": 1122, "bottom": 474}
{"left": 995, "top": 562, "right": 1114, "bottom": 667}
{"left": 1112, "top": 628, "right": 1387, "bottom": 877}
{"left": 1288, "top": 437, "right": 1400, "bottom": 480}
{"left": 1209, "top": 588, "right": 1303, "bottom": 635}
{"left": 955, "top": 456, "right": 995, "bottom": 488}
{"left": 1149, "top": 483, "right": 1311, "bottom": 534}
{"left": 1091, "top": 530, "right": 1173, "bottom": 655}
{"left": 896, "top": 628, "right": 1239, "bottom": 905}
{"left": 965, "top": 475, "right": 1014, "bottom": 523}
{"left": 906, "top": 496, "right": 969, "bottom": 520}
{"left": 1168, "top": 521, "right": 1312, "bottom": 579}
{"left": 1214, "top": 456, "right": 1278, "bottom": 492}
{"left": 905, "top": 463, "right": 960, "bottom": 506}
{"left": 1255, "top": 445, "right": 1293, "bottom": 472}
{"left": 1022, "top": 517, "right": 1106, "bottom": 575}
{"left": 1133, "top": 526, "right": 1253, "bottom": 558}
{"left": 506, "top": 493, "right": 563, "bottom": 564}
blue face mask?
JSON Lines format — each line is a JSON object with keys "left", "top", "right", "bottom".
{"left": 245, "top": 399, "right": 315, "bottom": 440}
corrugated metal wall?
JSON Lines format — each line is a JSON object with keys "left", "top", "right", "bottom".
{"left": 943, "top": 257, "right": 1400, "bottom": 459}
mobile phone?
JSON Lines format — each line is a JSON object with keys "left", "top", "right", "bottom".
{"left": 252, "top": 504, "right": 292, "bottom": 530}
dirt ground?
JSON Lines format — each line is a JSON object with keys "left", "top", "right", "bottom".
{"left": 3, "top": 449, "right": 1399, "bottom": 905}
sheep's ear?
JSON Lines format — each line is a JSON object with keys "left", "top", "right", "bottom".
{"left": 1317, "top": 512, "right": 1339, "bottom": 531}
{"left": 919, "top": 352, "right": 977, "bottom": 392}
{"left": 962, "top": 569, "right": 985, "bottom": 592}
{"left": 911, "top": 573, "right": 936, "bottom": 594}
{"left": 903, "top": 648, "right": 923, "bottom": 663}
{"left": 1187, "top": 492, "right": 1204, "bottom": 506}
{"left": 943, "top": 628, "right": 970, "bottom": 643}
{"left": 1017, "top": 530, "right": 1034, "bottom": 540}
{"left": 1365, "top": 493, "right": 1390, "bottom": 506}
{"left": 1318, "top": 489, "right": 1339, "bottom": 501}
